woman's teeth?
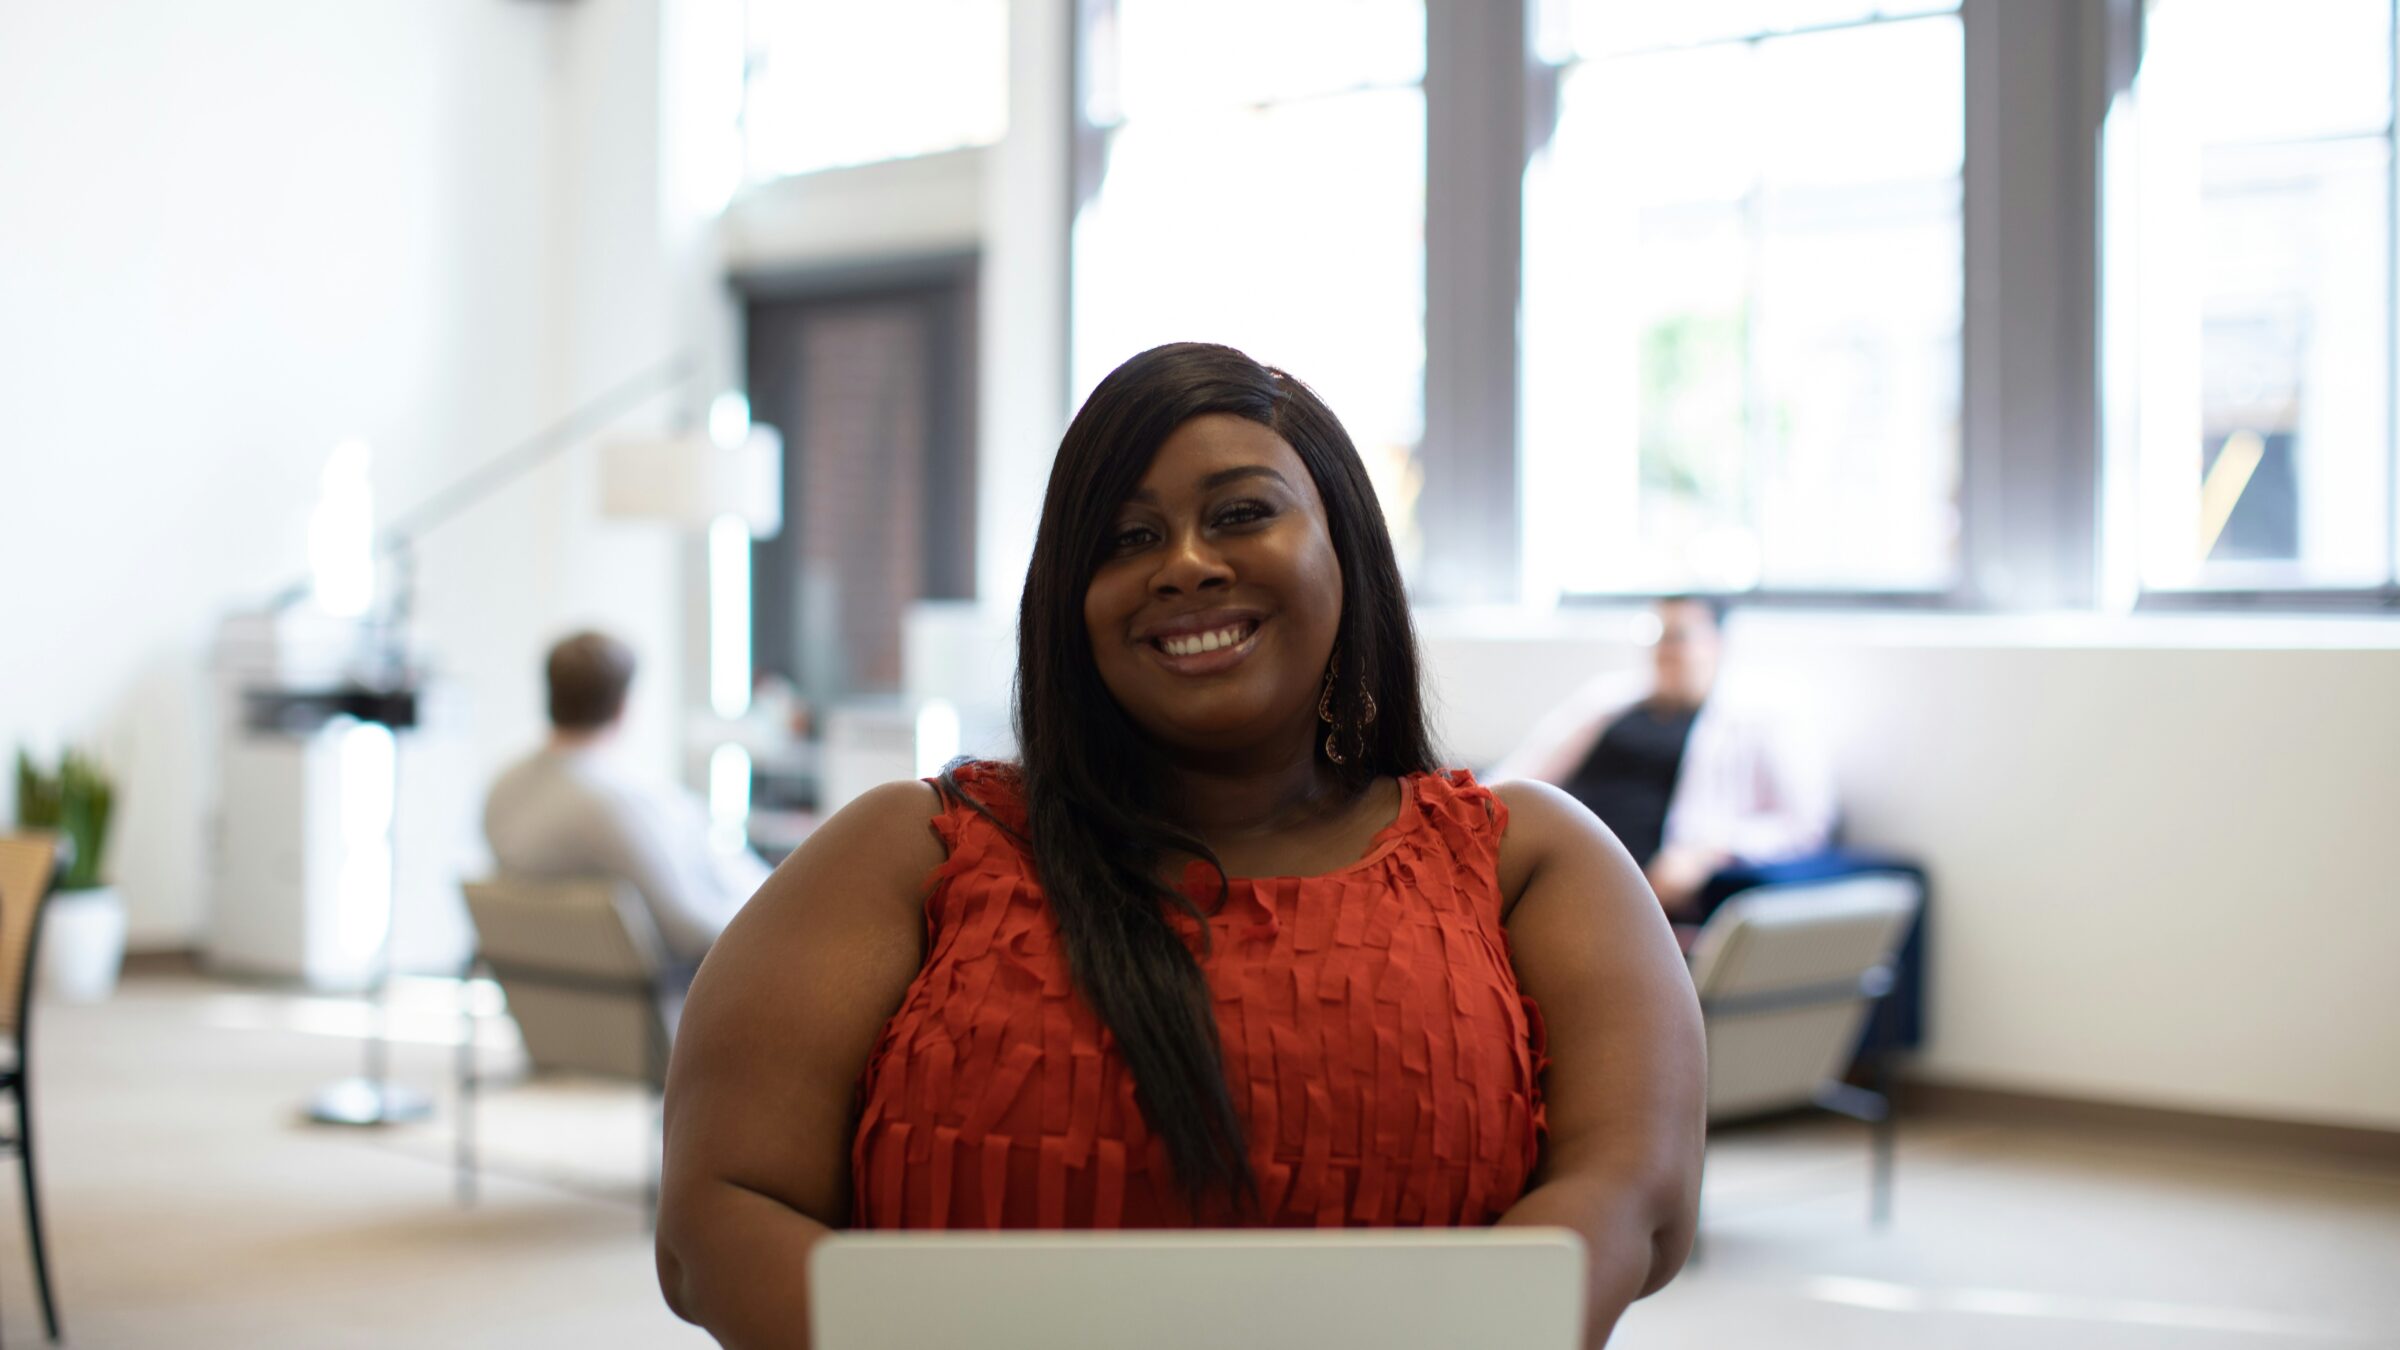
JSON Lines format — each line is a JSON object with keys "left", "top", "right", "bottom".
{"left": 1159, "top": 623, "right": 1251, "bottom": 657}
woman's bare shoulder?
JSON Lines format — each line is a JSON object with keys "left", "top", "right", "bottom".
{"left": 737, "top": 779, "right": 949, "bottom": 936}
{"left": 1489, "top": 778, "right": 1622, "bottom": 906}
{"left": 832, "top": 778, "right": 949, "bottom": 850}
{"left": 1491, "top": 776, "right": 1591, "bottom": 828}
{"left": 683, "top": 779, "right": 948, "bottom": 1079}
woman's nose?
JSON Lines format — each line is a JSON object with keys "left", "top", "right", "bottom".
{"left": 1150, "top": 529, "right": 1233, "bottom": 596}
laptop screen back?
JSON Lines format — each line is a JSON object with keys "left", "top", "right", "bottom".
{"left": 810, "top": 1228, "right": 1587, "bottom": 1350}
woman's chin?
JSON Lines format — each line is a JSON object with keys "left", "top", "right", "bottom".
{"left": 1132, "top": 708, "right": 1292, "bottom": 759}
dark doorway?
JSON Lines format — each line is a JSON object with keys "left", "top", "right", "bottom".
{"left": 741, "top": 256, "right": 978, "bottom": 727}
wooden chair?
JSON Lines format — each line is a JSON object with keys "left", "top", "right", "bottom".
{"left": 0, "top": 835, "right": 64, "bottom": 1343}
{"left": 455, "top": 878, "right": 674, "bottom": 1216}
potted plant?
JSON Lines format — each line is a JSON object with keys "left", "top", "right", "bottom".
{"left": 14, "top": 748, "right": 125, "bottom": 1001}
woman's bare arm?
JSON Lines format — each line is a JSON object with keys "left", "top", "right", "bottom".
{"left": 1494, "top": 780, "right": 1707, "bottom": 1348}
{"left": 655, "top": 780, "right": 946, "bottom": 1350}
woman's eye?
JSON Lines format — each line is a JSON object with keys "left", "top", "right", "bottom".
{"left": 1109, "top": 524, "right": 1157, "bottom": 552}
{"left": 1215, "top": 500, "right": 1274, "bottom": 528}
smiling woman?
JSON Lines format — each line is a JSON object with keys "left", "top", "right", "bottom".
{"left": 654, "top": 343, "right": 1706, "bottom": 1350}
{"left": 1083, "top": 416, "right": 1347, "bottom": 759}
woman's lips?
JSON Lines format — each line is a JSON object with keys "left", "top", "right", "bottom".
{"left": 1145, "top": 617, "right": 1263, "bottom": 676}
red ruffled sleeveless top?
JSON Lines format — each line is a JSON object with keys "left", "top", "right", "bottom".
{"left": 850, "top": 762, "right": 1547, "bottom": 1229}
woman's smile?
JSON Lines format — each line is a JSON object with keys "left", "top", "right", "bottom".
{"left": 1138, "top": 610, "right": 1266, "bottom": 675}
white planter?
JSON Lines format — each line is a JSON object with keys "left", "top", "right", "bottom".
{"left": 41, "top": 885, "right": 127, "bottom": 1003}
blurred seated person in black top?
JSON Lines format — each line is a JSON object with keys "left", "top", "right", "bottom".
{"left": 1491, "top": 597, "right": 1835, "bottom": 921}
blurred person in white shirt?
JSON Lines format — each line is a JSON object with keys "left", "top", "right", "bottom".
{"left": 483, "top": 631, "right": 772, "bottom": 973}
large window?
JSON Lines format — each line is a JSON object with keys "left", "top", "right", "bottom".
{"left": 1050, "top": 1, "right": 2400, "bottom": 611}
{"left": 2127, "top": 0, "right": 2399, "bottom": 594}
{"left": 1071, "top": 0, "right": 1429, "bottom": 562}
{"left": 1522, "top": 3, "right": 1964, "bottom": 598}
{"left": 742, "top": 0, "right": 1008, "bottom": 181}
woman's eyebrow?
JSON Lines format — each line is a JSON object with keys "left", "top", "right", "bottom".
{"left": 1125, "top": 465, "right": 1291, "bottom": 504}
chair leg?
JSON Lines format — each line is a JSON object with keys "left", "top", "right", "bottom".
{"left": 456, "top": 971, "right": 479, "bottom": 1207}
{"left": 643, "top": 994, "right": 672, "bottom": 1225}
{"left": 643, "top": 1013, "right": 666, "bottom": 1230}
{"left": 16, "top": 1083, "right": 61, "bottom": 1343}
{"left": 1871, "top": 1106, "right": 1895, "bottom": 1226}
{"left": 643, "top": 1088, "right": 662, "bottom": 1231}
{"left": 1869, "top": 991, "right": 1899, "bottom": 1227}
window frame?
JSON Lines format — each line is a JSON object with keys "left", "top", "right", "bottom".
{"left": 2112, "top": 0, "right": 2400, "bottom": 612}
{"left": 1522, "top": 4, "right": 1975, "bottom": 608}
{"left": 1049, "top": 0, "right": 2400, "bottom": 615}
{"left": 1066, "top": 0, "right": 1441, "bottom": 588}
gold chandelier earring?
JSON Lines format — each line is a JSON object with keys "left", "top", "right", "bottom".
{"left": 1318, "top": 649, "right": 1376, "bottom": 766}
{"left": 1319, "top": 654, "right": 1346, "bottom": 764}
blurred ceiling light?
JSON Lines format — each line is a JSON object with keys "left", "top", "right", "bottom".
{"left": 601, "top": 399, "right": 783, "bottom": 724}
{"left": 914, "top": 698, "right": 962, "bottom": 780}
{"left": 708, "top": 513, "right": 753, "bottom": 719}
{"left": 309, "top": 439, "right": 377, "bottom": 617}
{"left": 600, "top": 415, "right": 782, "bottom": 537}
{"left": 709, "top": 390, "right": 752, "bottom": 449}
{"left": 708, "top": 741, "right": 753, "bottom": 854}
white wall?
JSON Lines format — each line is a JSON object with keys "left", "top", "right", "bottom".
{"left": 1738, "top": 617, "right": 2400, "bottom": 1133}
{"left": 0, "top": 0, "right": 709, "bottom": 957}
{"left": 0, "top": 0, "right": 549, "bottom": 948}
{"left": 1426, "top": 612, "right": 2400, "bottom": 1133}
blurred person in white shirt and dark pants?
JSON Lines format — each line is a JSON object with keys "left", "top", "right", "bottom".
{"left": 483, "top": 631, "right": 771, "bottom": 988}
{"left": 1491, "top": 596, "right": 1837, "bottom": 925}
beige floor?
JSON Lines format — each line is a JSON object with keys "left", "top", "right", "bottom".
{"left": 5, "top": 974, "right": 2394, "bottom": 1348}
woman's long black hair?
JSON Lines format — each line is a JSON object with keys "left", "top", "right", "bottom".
{"left": 950, "top": 341, "right": 1438, "bottom": 1211}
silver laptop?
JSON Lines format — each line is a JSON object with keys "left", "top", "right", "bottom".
{"left": 810, "top": 1228, "right": 1587, "bottom": 1350}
